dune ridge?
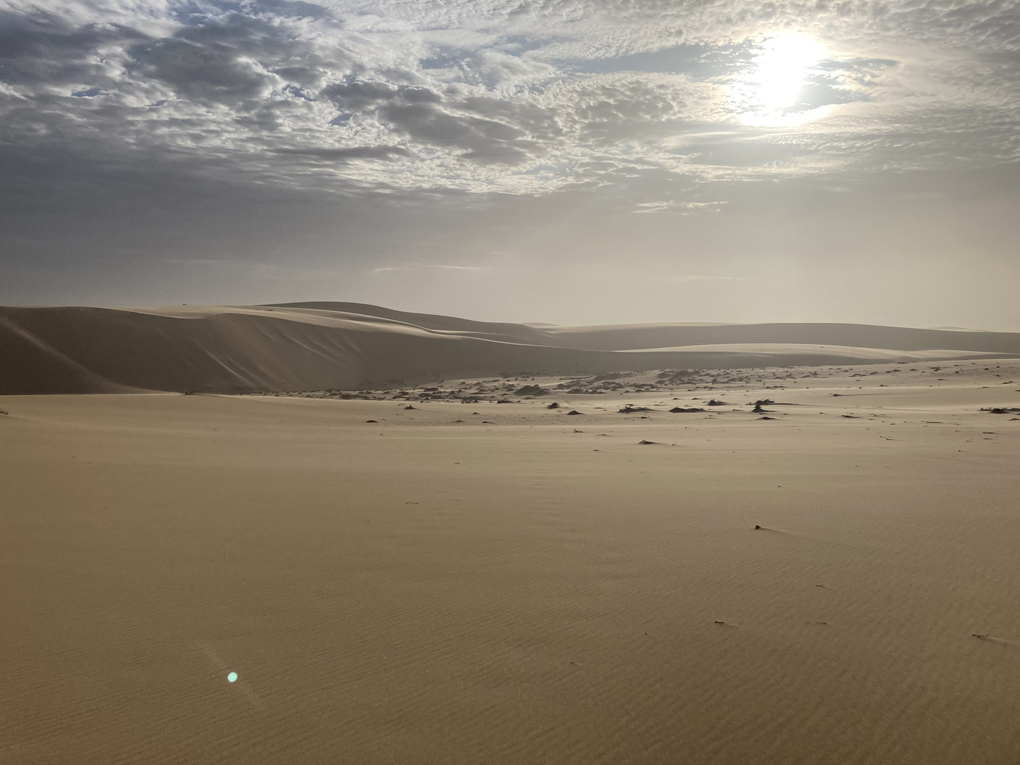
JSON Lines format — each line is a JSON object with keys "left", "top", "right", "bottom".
{"left": 2, "top": 302, "right": 1019, "bottom": 394}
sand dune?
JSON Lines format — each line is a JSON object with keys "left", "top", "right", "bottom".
{"left": 2, "top": 303, "right": 1018, "bottom": 395}
{"left": 545, "top": 320, "right": 1020, "bottom": 353}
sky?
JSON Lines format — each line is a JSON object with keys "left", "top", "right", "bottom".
{"left": 2, "top": 0, "right": 1019, "bottom": 328}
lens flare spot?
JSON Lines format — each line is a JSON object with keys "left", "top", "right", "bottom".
{"left": 227, "top": 672, "right": 238, "bottom": 683}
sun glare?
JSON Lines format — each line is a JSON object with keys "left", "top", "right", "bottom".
{"left": 733, "top": 32, "right": 828, "bottom": 126}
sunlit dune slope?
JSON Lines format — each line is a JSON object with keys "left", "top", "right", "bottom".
{"left": 546, "top": 321, "right": 1020, "bottom": 353}
{"left": 2, "top": 303, "right": 1018, "bottom": 394}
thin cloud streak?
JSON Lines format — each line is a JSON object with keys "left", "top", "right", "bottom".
{"left": 662, "top": 275, "right": 751, "bottom": 283}
{"left": 371, "top": 264, "right": 493, "bottom": 275}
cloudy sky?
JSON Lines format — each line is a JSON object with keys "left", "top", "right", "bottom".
{"left": 2, "top": 0, "right": 1019, "bottom": 328}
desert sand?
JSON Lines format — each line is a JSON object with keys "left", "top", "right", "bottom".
{"left": 2, "top": 306, "right": 1020, "bottom": 764}
{"left": 3, "top": 302, "right": 1020, "bottom": 394}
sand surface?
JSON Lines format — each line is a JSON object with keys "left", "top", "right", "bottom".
{"left": 3, "top": 358, "right": 1019, "bottom": 763}
{"left": 3, "top": 303, "right": 1019, "bottom": 394}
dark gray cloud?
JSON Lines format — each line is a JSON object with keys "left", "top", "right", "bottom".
{"left": 275, "top": 145, "right": 410, "bottom": 161}
{"left": 324, "top": 80, "right": 415, "bottom": 111}
{"left": 382, "top": 100, "right": 533, "bottom": 163}
{"left": 129, "top": 33, "right": 270, "bottom": 105}
{"left": 322, "top": 80, "right": 543, "bottom": 164}
{"left": 0, "top": 13, "right": 141, "bottom": 87}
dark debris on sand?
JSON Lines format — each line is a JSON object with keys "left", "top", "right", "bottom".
{"left": 515, "top": 385, "right": 549, "bottom": 397}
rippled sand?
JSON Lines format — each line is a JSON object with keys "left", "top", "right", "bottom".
{"left": 2, "top": 360, "right": 1019, "bottom": 763}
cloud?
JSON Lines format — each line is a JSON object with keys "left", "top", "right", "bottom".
{"left": 128, "top": 21, "right": 278, "bottom": 106}
{"left": 0, "top": 12, "right": 143, "bottom": 88}
{"left": 275, "top": 145, "right": 411, "bottom": 161}
{"left": 0, "top": 0, "right": 1019, "bottom": 199}
{"left": 323, "top": 79, "right": 542, "bottom": 165}
{"left": 634, "top": 200, "right": 725, "bottom": 214}
{"left": 661, "top": 275, "right": 751, "bottom": 282}
{"left": 371, "top": 264, "right": 492, "bottom": 275}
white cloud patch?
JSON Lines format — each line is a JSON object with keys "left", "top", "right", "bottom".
{"left": 635, "top": 200, "right": 725, "bottom": 214}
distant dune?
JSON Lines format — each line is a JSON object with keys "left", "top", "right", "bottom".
{"left": 2, "top": 302, "right": 1019, "bottom": 394}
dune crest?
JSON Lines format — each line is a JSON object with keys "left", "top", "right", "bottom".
{"left": 2, "top": 303, "right": 1018, "bottom": 394}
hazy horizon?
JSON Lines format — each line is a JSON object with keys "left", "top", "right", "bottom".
{"left": 3, "top": 1, "right": 1019, "bottom": 330}
{"left": 0, "top": 300, "right": 1014, "bottom": 335}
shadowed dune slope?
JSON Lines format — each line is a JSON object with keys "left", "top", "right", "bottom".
{"left": 0, "top": 314, "right": 129, "bottom": 394}
{"left": 2, "top": 303, "right": 1019, "bottom": 394}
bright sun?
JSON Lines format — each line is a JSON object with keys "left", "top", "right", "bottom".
{"left": 734, "top": 32, "right": 828, "bottom": 125}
